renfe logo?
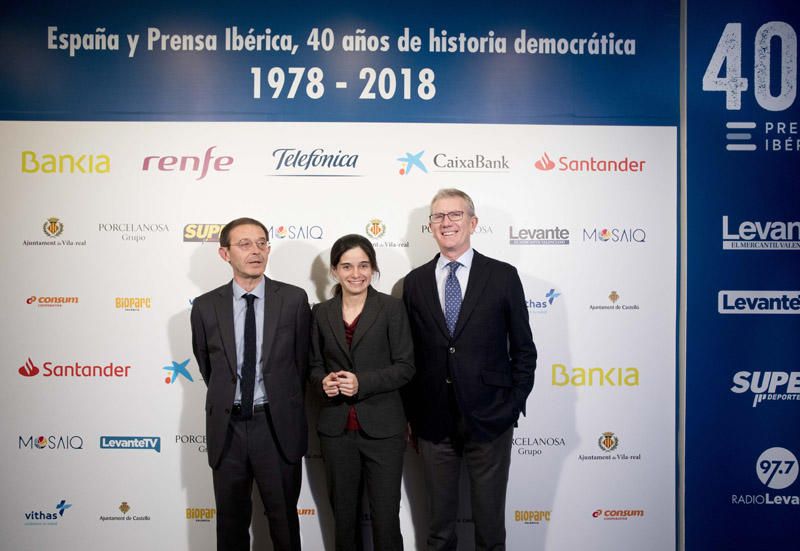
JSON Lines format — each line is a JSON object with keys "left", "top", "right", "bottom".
{"left": 718, "top": 291, "right": 800, "bottom": 314}
{"left": 722, "top": 216, "right": 800, "bottom": 250}
{"left": 142, "top": 146, "right": 233, "bottom": 180}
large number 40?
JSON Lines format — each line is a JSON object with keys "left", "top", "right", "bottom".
{"left": 702, "top": 22, "right": 797, "bottom": 111}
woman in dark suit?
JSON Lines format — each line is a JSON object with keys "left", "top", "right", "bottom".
{"left": 309, "top": 234, "right": 414, "bottom": 551}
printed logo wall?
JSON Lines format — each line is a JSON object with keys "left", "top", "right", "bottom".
{"left": 687, "top": 1, "right": 800, "bottom": 549}
{"left": 0, "top": 2, "right": 678, "bottom": 550}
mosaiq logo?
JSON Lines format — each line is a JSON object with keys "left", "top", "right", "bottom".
{"left": 582, "top": 227, "right": 646, "bottom": 244}
{"left": 722, "top": 215, "right": 800, "bottom": 250}
{"left": 19, "top": 434, "right": 84, "bottom": 451}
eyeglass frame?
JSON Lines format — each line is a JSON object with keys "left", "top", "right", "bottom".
{"left": 429, "top": 210, "right": 467, "bottom": 224}
{"left": 228, "top": 239, "right": 270, "bottom": 251}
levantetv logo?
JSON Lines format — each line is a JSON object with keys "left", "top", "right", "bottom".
{"left": 722, "top": 216, "right": 800, "bottom": 250}
{"left": 718, "top": 291, "right": 800, "bottom": 314}
{"left": 100, "top": 436, "right": 161, "bottom": 453}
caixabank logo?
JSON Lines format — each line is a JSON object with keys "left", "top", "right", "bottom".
{"left": 397, "top": 150, "right": 428, "bottom": 175}
{"left": 732, "top": 447, "right": 799, "bottom": 506}
{"left": 731, "top": 371, "right": 799, "bottom": 408}
{"left": 429, "top": 151, "right": 510, "bottom": 173}
{"left": 533, "top": 151, "right": 646, "bottom": 173}
{"left": 24, "top": 499, "right": 72, "bottom": 526}
{"left": 551, "top": 363, "right": 640, "bottom": 388}
{"left": 722, "top": 216, "right": 800, "bottom": 250}
{"left": 18, "top": 357, "right": 131, "bottom": 378}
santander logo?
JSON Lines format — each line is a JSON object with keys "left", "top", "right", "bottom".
{"left": 19, "top": 358, "right": 40, "bottom": 377}
{"left": 534, "top": 153, "right": 556, "bottom": 171}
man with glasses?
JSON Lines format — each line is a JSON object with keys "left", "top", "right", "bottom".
{"left": 191, "top": 217, "right": 310, "bottom": 551}
{"left": 403, "top": 189, "right": 537, "bottom": 551}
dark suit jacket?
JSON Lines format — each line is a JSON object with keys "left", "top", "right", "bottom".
{"left": 309, "top": 287, "right": 415, "bottom": 439}
{"left": 190, "top": 276, "right": 311, "bottom": 467}
{"left": 403, "top": 250, "right": 537, "bottom": 443}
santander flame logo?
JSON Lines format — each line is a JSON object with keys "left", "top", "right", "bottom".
{"left": 19, "top": 358, "right": 40, "bottom": 377}
{"left": 534, "top": 153, "right": 555, "bottom": 171}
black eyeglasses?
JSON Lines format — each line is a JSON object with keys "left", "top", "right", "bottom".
{"left": 429, "top": 211, "right": 465, "bottom": 223}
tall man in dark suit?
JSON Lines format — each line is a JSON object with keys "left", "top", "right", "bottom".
{"left": 403, "top": 189, "right": 537, "bottom": 551}
{"left": 191, "top": 217, "right": 310, "bottom": 551}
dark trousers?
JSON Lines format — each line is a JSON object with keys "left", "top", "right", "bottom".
{"left": 319, "top": 430, "right": 406, "bottom": 551}
{"left": 418, "top": 424, "right": 514, "bottom": 551}
{"left": 213, "top": 406, "right": 302, "bottom": 551}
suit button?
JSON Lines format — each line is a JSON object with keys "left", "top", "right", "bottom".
{"left": 445, "top": 377, "right": 452, "bottom": 384}
{"left": 449, "top": 347, "right": 456, "bottom": 354}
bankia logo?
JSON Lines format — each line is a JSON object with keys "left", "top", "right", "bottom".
{"left": 731, "top": 371, "right": 800, "bottom": 408}
{"left": 99, "top": 436, "right": 161, "bottom": 453}
{"left": 533, "top": 151, "right": 646, "bottom": 173}
{"left": 718, "top": 291, "right": 800, "bottom": 314}
{"left": 582, "top": 227, "right": 646, "bottom": 244}
{"left": 271, "top": 147, "right": 360, "bottom": 176}
{"left": 19, "top": 435, "right": 84, "bottom": 450}
{"left": 17, "top": 357, "right": 131, "bottom": 378}
{"left": 732, "top": 447, "right": 799, "bottom": 505}
{"left": 551, "top": 363, "right": 639, "bottom": 387}
{"left": 24, "top": 499, "right": 72, "bottom": 526}
{"left": 397, "top": 151, "right": 428, "bottom": 175}
{"left": 142, "top": 146, "right": 233, "bottom": 181}
{"left": 22, "top": 150, "right": 110, "bottom": 174}
{"left": 270, "top": 224, "right": 324, "bottom": 240}
{"left": 431, "top": 151, "right": 510, "bottom": 172}
{"left": 27, "top": 295, "right": 79, "bottom": 308}
{"left": 722, "top": 215, "right": 800, "bottom": 250}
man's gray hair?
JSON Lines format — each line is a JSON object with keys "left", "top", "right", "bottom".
{"left": 430, "top": 188, "right": 476, "bottom": 216}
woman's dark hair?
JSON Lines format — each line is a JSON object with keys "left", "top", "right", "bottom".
{"left": 330, "top": 234, "right": 379, "bottom": 296}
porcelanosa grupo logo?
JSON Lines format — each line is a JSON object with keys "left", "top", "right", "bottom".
{"left": 512, "top": 434, "right": 567, "bottom": 458}
{"left": 98, "top": 222, "right": 170, "bottom": 243}
{"left": 533, "top": 151, "right": 646, "bottom": 173}
{"left": 730, "top": 371, "right": 800, "bottom": 408}
{"left": 732, "top": 447, "right": 799, "bottom": 506}
{"left": 397, "top": 151, "right": 428, "bottom": 175}
{"left": 722, "top": 215, "right": 800, "bottom": 250}
{"left": 17, "top": 357, "right": 131, "bottom": 378}
{"left": 271, "top": 147, "right": 360, "bottom": 176}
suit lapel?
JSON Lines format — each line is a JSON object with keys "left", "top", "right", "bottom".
{"left": 325, "top": 294, "right": 352, "bottom": 362}
{"left": 213, "top": 282, "right": 237, "bottom": 378}
{"left": 453, "top": 250, "right": 491, "bottom": 338}
{"left": 420, "top": 255, "right": 451, "bottom": 339}
{"left": 262, "top": 276, "right": 283, "bottom": 374}
{"left": 350, "top": 287, "right": 381, "bottom": 352}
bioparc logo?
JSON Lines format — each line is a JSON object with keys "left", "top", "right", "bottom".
{"left": 271, "top": 147, "right": 360, "bottom": 176}
{"left": 591, "top": 508, "right": 645, "bottom": 521}
{"left": 99, "top": 436, "right": 161, "bottom": 453}
{"left": 18, "top": 357, "right": 131, "bottom": 378}
{"left": 533, "top": 152, "right": 646, "bottom": 173}
{"left": 718, "top": 291, "right": 800, "bottom": 314}
{"left": 722, "top": 215, "right": 800, "bottom": 250}
{"left": 527, "top": 289, "right": 561, "bottom": 314}
{"left": 397, "top": 150, "right": 428, "bottom": 175}
{"left": 186, "top": 507, "right": 216, "bottom": 522}
{"left": 27, "top": 295, "right": 79, "bottom": 308}
{"left": 142, "top": 146, "right": 233, "bottom": 181}
{"left": 116, "top": 297, "right": 152, "bottom": 311}
{"left": 732, "top": 447, "right": 799, "bottom": 506}
{"left": 513, "top": 510, "right": 551, "bottom": 525}
{"left": 19, "top": 435, "right": 84, "bottom": 451}
{"left": 24, "top": 499, "right": 72, "bottom": 526}
{"left": 731, "top": 371, "right": 800, "bottom": 408}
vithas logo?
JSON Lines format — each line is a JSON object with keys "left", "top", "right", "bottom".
{"left": 19, "top": 358, "right": 39, "bottom": 377}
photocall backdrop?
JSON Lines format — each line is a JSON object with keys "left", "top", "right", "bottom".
{"left": 1, "top": 2, "right": 681, "bottom": 550}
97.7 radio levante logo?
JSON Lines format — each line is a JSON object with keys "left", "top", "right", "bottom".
{"left": 731, "top": 447, "right": 799, "bottom": 506}
{"left": 702, "top": 21, "right": 798, "bottom": 152}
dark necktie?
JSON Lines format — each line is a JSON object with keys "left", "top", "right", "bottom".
{"left": 241, "top": 293, "right": 257, "bottom": 420}
{"left": 444, "top": 261, "right": 462, "bottom": 336}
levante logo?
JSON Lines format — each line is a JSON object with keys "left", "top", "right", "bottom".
{"left": 722, "top": 216, "right": 800, "bottom": 250}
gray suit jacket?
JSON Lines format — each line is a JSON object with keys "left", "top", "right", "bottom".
{"left": 309, "top": 287, "right": 414, "bottom": 438}
{"left": 191, "top": 276, "right": 310, "bottom": 467}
